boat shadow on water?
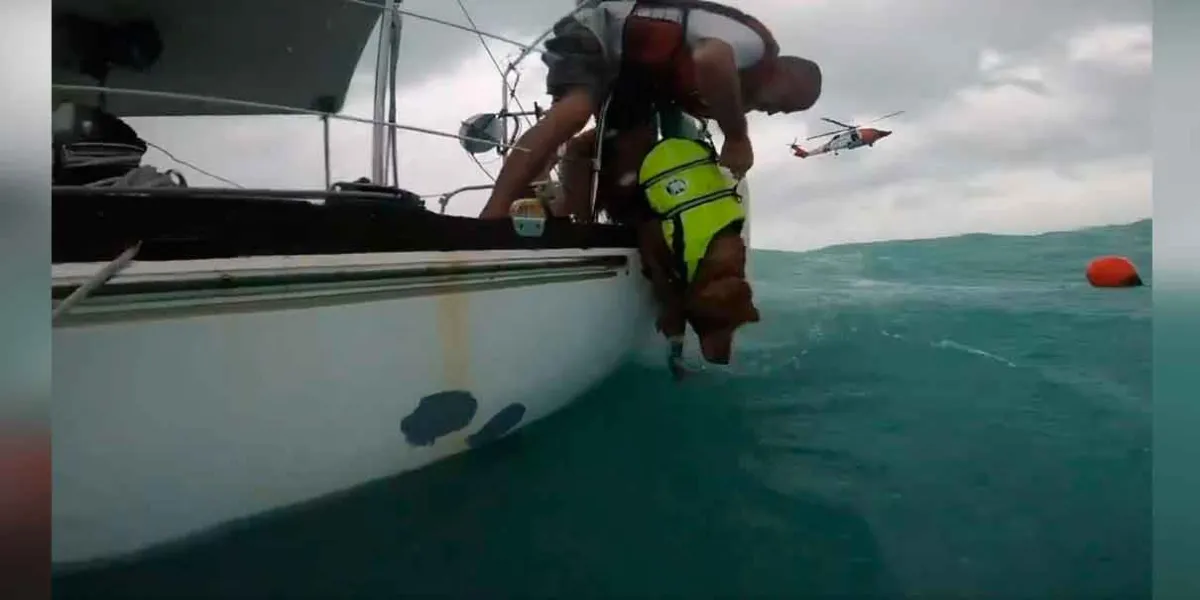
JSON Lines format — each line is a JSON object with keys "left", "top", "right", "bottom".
{"left": 54, "top": 364, "right": 900, "bottom": 600}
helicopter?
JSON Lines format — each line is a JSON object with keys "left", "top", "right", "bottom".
{"left": 788, "top": 111, "right": 905, "bottom": 158}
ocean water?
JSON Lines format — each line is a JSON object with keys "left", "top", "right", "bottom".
{"left": 55, "top": 220, "right": 1151, "bottom": 599}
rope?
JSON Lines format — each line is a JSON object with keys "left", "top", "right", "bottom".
{"left": 52, "top": 242, "right": 142, "bottom": 322}
{"left": 587, "top": 94, "right": 613, "bottom": 222}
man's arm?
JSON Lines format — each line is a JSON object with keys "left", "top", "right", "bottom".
{"left": 478, "top": 89, "right": 594, "bottom": 219}
{"left": 638, "top": 224, "right": 690, "bottom": 380}
{"left": 637, "top": 222, "right": 686, "bottom": 338}
{"left": 691, "top": 38, "right": 748, "bottom": 140}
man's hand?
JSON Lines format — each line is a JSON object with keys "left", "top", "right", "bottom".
{"left": 656, "top": 308, "right": 686, "bottom": 338}
{"left": 667, "top": 338, "right": 688, "bottom": 381}
{"left": 668, "top": 355, "right": 689, "bottom": 381}
{"left": 720, "top": 134, "right": 754, "bottom": 180}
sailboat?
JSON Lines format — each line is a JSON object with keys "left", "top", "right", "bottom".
{"left": 50, "top": 0, "right": 749, "bottom": 569}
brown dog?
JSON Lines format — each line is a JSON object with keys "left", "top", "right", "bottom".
{"left": 638, "top": 218, "right": 761, "bottom": 369}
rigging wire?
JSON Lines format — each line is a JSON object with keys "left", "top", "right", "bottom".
{"left": 343, "top": 0, "right": 540, "bottom": 53}
{"left": 455, "top": 1, "right": 504, "bottom": 90}
{"left": 144, "top": 140, "right": 243, "bottom": 188}
{"left": 469, "top": 153, "right": 497, "bottom": 182}
{"left": 453, "top": 0, "right": 535, "bottom": 130}
{"left": 453, "top": 0, "right": 546, "bottom": 184}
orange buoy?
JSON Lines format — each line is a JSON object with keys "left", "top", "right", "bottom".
{"left": 1086, "top": 255, "right": 1143, "bottom": 288}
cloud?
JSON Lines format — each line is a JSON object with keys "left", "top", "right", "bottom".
{"left": 1066, "top": 22, "right": 1152, "bottom": 72}
{"left": 909, "top": 51, "right": 1102, "bottom": 156}
{"left": 977, "top": 49, "right": 1006, "bottom": 73}
{"left": 102, "top": 0, "right": 1150, "bottom": 250}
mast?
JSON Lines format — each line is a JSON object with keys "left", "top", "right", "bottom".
{"left": 371, "top": 0, "right": 399, "bottom": 185}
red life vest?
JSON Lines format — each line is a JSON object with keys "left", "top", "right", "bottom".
{"left": 618, "top": 0, "right": 780, "bottom": 116}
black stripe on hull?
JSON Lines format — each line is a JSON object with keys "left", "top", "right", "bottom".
{"left": 52, "top": 187, "right": 638, "bottom": 264}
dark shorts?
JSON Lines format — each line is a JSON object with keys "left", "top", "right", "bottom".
{"left": 542, "top": 15, "right": 660, "bottom": 131}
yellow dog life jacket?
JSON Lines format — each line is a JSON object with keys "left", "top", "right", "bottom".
{"left": 638, "top": 137, "right": 745, "bottom": 283}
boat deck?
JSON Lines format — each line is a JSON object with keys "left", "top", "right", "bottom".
{"left": 52, "top": 186, "right": 638, "bottom": 264}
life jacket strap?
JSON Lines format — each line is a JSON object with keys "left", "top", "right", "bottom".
{"left": 670, "top": 214, "right": 689, "bottom": 286}
{"left": 639, "top": 156, "right": 713, "bottom": 189}
{"left": 659, "top": 187, "right": 739, "bottom": 220}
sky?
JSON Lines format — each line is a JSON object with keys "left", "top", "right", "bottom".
{"left": 124, "top": 0, "right": 1151, "bottom": 251}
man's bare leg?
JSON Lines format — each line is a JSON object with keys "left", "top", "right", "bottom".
{"left": 562, "top": 122, "right": 659, "bottom": 224}
{"left": 529, "top": 150, "right": 564, "bottom": 217}
{"left": 478, "top": 89, "right": 594, "bottom": 219}
{"left": 560, "top": 128, "right": 597, "bottom": 223}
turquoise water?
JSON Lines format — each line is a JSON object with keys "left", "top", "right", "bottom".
{"left": 55, "top": 220, "right": 1151, "bottom": 599}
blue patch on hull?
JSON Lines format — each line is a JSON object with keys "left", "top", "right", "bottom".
{"left": 401, "top": 391, "right": 479, "bottom": 446}
{"left": 467, "top": 403, "right": 527, "bottom": 448}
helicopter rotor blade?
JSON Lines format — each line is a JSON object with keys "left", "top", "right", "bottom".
{"left": 820, "top": 117, "right": 855, "bottom": 129}
{"left": 866, "top": 110, "right": 905, "bottom": 124}
{"left": 806, "top": 129, "right": 841, "bottom": 141}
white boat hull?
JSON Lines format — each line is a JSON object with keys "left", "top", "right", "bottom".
{"left": 52, "top": 248, "right": 654, "bottom": 567}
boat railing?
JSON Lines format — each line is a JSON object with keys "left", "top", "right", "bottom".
{"left": 432, "top": 184, "right": 497, "bottom": 215}
{"left": 50, "top": 85, "right": 515, "bottom": 152}
{"left": 51, "top": 0, "right": 595, "bottom": 212}
{"left": 50, "top": 82, "right": 523, "bottom": 194}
